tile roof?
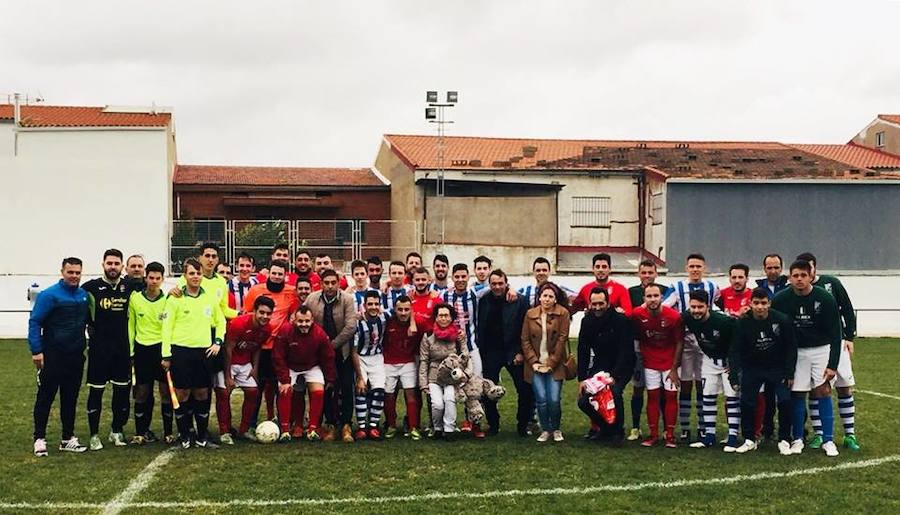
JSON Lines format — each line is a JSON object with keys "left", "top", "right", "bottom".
{"left": 0, "top": 104, "right": 171, "bottom": 127}
{"left": 789, "top": 143, "right": 900, "bottom": 170}
{"left": 877, "top": 114, "right": 900, "bottom": 125}
{"left": 384, "top": 134, "right": 899, "bottom": 180}
{"left": 174, "top": 165, "right": 388, "bottom": 188}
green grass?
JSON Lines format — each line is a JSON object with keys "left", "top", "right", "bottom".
{"left": 3, "top": 339, "right": 900, "bottom": 514}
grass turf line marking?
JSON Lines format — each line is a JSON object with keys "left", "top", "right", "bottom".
{"left": 100, "top": 449, "right": 175, "bottom": 515}
{"left": 857, "top": 389, "right": 900, "bottom": 401}
{"left": 1, "top": 454, "right": 899, "bottom": 510}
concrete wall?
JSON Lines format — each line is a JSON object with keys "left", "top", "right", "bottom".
{"left": 0, "top": 123, "right": 173, "bottom": 275}
{"left": 421, "top": 244, "right": 556, "bottom": 275}
{"left": 556, "top": 174, "right": 639, "bottom": 247}
{"left": 373, "top": 140, "right": 418, "bottom": 251}
{"left": 648, "top": 177, "right": 667, "bottom": 261}
{"left": 852, "top": 119, "right": 900, "bottom": 155}
{"left": 666, "top": 180, "right": 900, "bottom": 273}
{"left": 425, "top": 195, "right": 556, "bottom": 246}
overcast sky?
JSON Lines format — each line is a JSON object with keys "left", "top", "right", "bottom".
{"left": 3, "top": 1, "right": 898, "bottom": 167}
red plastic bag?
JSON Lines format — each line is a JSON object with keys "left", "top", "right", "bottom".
{"left": 589, "top": 387, "right": 616, "bottom": 424}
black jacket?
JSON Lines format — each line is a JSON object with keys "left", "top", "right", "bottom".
{"left": 476, "top": 291, "right": 528, "bottom": 365}
{"left": 577, "top": 309, "right": 634, "bottom": 383}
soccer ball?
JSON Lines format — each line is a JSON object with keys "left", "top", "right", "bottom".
{"left": 255, "top": 421, "right": 279, "bottom": 444}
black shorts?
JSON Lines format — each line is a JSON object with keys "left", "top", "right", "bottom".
{"left": 133, "top": 343, "right": 165, "bottom": 385}
{"left": 257, "top": 349, "right": 274, "bottom": 382}
{"left": 170, "top": 346, "right": 212, "bottom": 390}
{"left": 86, "top": 341, "right": 131, "bottom": 387}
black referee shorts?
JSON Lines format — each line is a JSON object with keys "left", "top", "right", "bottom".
{"left": 133, "top": 343, "right": 165, "bottom": 385}
{"left": 87, "top": 340, "right": 131, "bottom": 387}
{"left": 170, "top": 345, "right": 212, "bottom": 390}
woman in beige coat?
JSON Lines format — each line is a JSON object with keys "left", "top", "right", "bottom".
{"left": 419, "top": 303, "right": 469, "bottom": 439}
{"left": 521, "top": 282, "right": 571, "bottom": 442}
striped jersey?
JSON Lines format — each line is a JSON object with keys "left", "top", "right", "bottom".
{"left": 428, "top": 282, "right": 449, "bottom": 295}
{"left": 354, "top": 312, "right": 392, "bottom": 356}
{"left": 348, "top": 286, "right": 381, "bottom": 311}
{"left": 518, "top": 283, "right": 577, "bottom": 307}
{"left": 382, "top": 285, "right": 412, "bottom": 312}
{"left": 127, "top": 290, "right": 166, "bottom": 354}
{"left": 228, "top": 276, "right": 259, "bottom": 314}
{"left": 663, "top": 280, "right": 720, "bottom": 313}
{"left": 441, "top": 288, "right": 479, "bottom": 351}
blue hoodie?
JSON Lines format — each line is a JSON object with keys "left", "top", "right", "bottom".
{"left": 754, "top": 275, "right": 789, "bottom": 299}
{"left": 27, "top": 280, "right": 89, "bottom": 355}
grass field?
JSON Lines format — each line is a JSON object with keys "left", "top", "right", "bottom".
{"left": 2, "top": 338, "right": 900, "bottom": 514}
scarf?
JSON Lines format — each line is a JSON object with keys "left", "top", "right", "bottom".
{"left": 432, "top": 324, "right": 459, "bottom": 342}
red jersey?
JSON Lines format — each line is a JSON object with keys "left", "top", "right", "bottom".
{"left": 573, "top": 279, "right": 633, "bottom": 316}
{"left": 716, "top": 287, "right": 751, "bottom": 317}
{"left": 383, "top": 317, "right": 420, "bottom": 365}
{"left": 630, "top": 305, "right": 684, "bottom": 371}
{"left": 225, "top": 313, "right": 272, "bottom": 366}
{"left": 410, "top": 290, "right": 439, "bottom": 336}
{"left": 242, "top": 283, "right": 299, "bottom": 350}
{"left": 309, "top": 272, "right": 348, "bottom": 291}
{"left": 272, "top": 322, "right": 337, "bottom": 385}
{"left": 255, "top": 272, "right": 300, "bottom": 287}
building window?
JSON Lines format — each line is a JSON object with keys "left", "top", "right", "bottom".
{"left": 571, "top": 197, "right": 611, "bottom": 227}
{"left": 651, "top": 193, "right": 664, "bottom": 225}
{"left": 876, "top": 131, "right": 885, "bottom": 148}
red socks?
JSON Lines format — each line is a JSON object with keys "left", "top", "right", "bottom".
{"left": 647, "top": 389, "right": 661, "bottom": 438}
{"left": 405, "top": 391, "right": 420, "bottom": 429}
{"left": 308, "top": 390, "right": 325, "bottom": 431}
{"left": 663, "top": 390, "right": 678, "bottom": 439}
{"left": 276, "top": 389, "right": 292, "bottom": 433}
{"left": 239, "top": 388, "right": 258, "bottom": 434}
{"left": 385, "top": 392, "right": 398, "bottom": 428}
{"left": 215, "top": 388, "right": 231, "bottom": 434}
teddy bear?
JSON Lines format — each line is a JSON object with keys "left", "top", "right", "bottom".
{"left": 436, "top": 354, "right": 507, "bottom": 423}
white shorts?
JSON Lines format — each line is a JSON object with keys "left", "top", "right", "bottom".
{"left": 632, "top": 341, "right": 645, "bottom": 388}
{"left": 700, "top": 356, "right": 736, "bottom": 397}
{"left": 384, "top": 362, "right": 417, "bottom": 393}
{"left": 678, "top": 335, "right": 702, "bottom": 381}
{"left": 214, "top": 363, "right": 257, "bottom": 389}
{"left": 792, "top": 345, "right": 834, "bottom": 392}
{"left": 644, "top": 368, "right": 677, "bottom": 392}
{"left": 288, "top": 366, "right": 325, "bottom": 388}
{"left": 469, "top": 348, "right": 483, "bottom": 377}
{"left": 358, "top": 354, "right": 386, "bottom": 390}
{"left": 835, "top": 342, "right": 855, "bottom": 388}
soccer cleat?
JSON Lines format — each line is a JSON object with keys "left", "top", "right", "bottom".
{"left": 342, "top": 425, "right": 355, "bottom": 443}
{"left": 242, "top": 431, "right": 258, "bottom": 443}
{"left": 143, "top": 430, "right": 158, "bottom": 444}
{"left": 164, "top": 434, "right": 177, "bottom": 445}
{"left": 665, "top": 437, "right": 677, "bottom": 449}
{"left": 409, "top": 427, "right": 422, "bottom": 441}
{"left": 679, "top": 429, "right": 690, "bottom": 442}
{"left": 321, "top": 424, "right": 336, "bottom": 442}
{"left": 219, "top": 433, "right": 234, "bottom": 446}
{"left": 735, "top": 439, "right": 757, "bottom": 454}
{"left": 473, "top": 425, "right": 487, "bottom": 440}
{"left": 130, "top": 435, "right": 146, "bottom": 446}
{"left": 536, "top": 431, "right": 551, "bottom": 442}
{"left": 354, "top": 429, "right": 368, "bottom": 441}
{"left": 58, "top": 437, "right": 87, "bottom": 453}
{"left": 291, "top": 425, "right": 304, "bottom": 440}
{"left": 627, "top": 428, "right": 642, "bottom": 441}
{"left": 277, "top": 432, "right": 292, "bottom": 443}
{"left": 385, "top": 427, "right": 398, "bottom": 439}
{"left": 89, "top": 434, "right": 103, "bottom": 451}
{"left": 691, "top": 434, "right": 716, "bottom": 449}
{"left": 108, "top": 432, "right": 127, "bottom": 447}
{"left": 822, "top": 441, "right": 840, "bottom": 457}
{"left": 808, "top": 435, "right": 824, "bottom": 449}
{"left": 641, "top": 437, "right": 658, "bottom": 447}
{"left": 778, "top": 440, "right": 792, "bottom": 456}
{"left": 790, "top": 439, "right": 804, "bottom": 455}
{"left": 368, "top": 428, "right": 382, "bottom": 441}
{"left": 179, "top": 438, "right": 192, "bottom": 450}
{"left": 552, "top": 430, "right": 564, "bottom": 442}
{"left": 306, "top": 429, "right": 321, "bottom": 442}
{"left": 33, "top": 438, "right": 48, "bottom": 457}
{"left": 195, "top": 439, "right": 219, "bottom": 449}
{"left": 843, "top": 435, "right": 861, "bottom": 451}
{"left": 461, "top": 420, "right": 473, "bottom": 433}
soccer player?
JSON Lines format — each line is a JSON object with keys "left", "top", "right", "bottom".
{"left": 29, "top": 257, "right": 90, "bottom": 456}
{"left": 295, "top": 276, "right": 312, "bottom": 305}
{"left": 663, "top": 253, "right": 719, "bottom": 442}
{"left": 175, "top": 242, "right": 238, "bottom": 320}
{"left": 367, "top": 255, "right": 384, "bottom": 290}
{"left": 407, "top": 268, "right": 440, "bottom": 435}
{"left": 625, "top": 259, "right": 669, "bottom": 441}
{"left": 382, "top": 260, "right": 412, "bottom": 311}
{"left": 429, "top": 254, "right": 450, "bottom": 294}
{"left": 128, "top": 261, "right": 174, "bottom": 445}
{"left": 256, "top": 243, "right": 298, "bottom": 286}
{"left": 571, "top": 253, "right": 632, "bottom": 315}
{"left": 382, "top": 295, "right": 424, "bottom": 440}
{"left": 347, "top": 259, "right": 377, "bottom": 311}
{"left": 243, "top": 259, "right": 298, "bottom": 428}
{"left": 518, "top": 257, "right": 575, "bottom": 308}
{"left": 216, "top": 263, "right": 233, "bottom": 281}
{"left": 161, "top": 258, "right": 226, "bottom": 449}
{"left": 213, "top": 296, "right": 274, "bottom": 444}
{"left": 442, "top": 264, "right": 483, "bottom": 378}
{"left": 125, "top": 254, "right": 146, "bottom": 292}
{"left": 312, "top": 252, "right": 349, "bottom": 290}
{"left": 755, "top": 253, "right": 789, "bottom": 299}
{"left": 405, "top": 252, "right": 423, "bottom": 283}
{"left": 229, "top": 252, "right": 259, "bottom": 315}
{"left": 682, "top": 291, "right": 739, "bottom": 451}
{"left": 796, "top": 252, "right": 860, "bottom": 451}
{"left": 273, "top": 305, "right": 337, "bottom": 441}
{"left": 631, "top": 284, "right": 683, "bottom": 448}
{"left": 772, "top": 260, "right": 842, "bottom": 457}
{"left": 716, "top": 263, "right": 752, "bottom": 317}
{"left": 294, "top": 248, "right": 315, "bottom": 283}
{"left": 472, "top": 255, "right": 493, "bottom": 293}
{"left": 82, "top": 248, "right": 133, "bottom": 450}
{"left": 729, "top": 288, "right": 797, "bottom": 455}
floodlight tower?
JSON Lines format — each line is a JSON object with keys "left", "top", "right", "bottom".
{"left": 425, "top": 91, "right": 457, "bottom": 249}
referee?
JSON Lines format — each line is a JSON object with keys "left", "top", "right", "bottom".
{"left": 28, "top": 257, "right": 90, "bottom": 456}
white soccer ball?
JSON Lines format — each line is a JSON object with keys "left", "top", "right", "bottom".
{"left": 255, "top": 421, "right": 280, "bottom": 444}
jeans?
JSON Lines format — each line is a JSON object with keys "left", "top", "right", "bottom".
{"left": 531, "top": 372, "right": 562, "bottom": 432}
{"left": 481, "top": 353, "right": 533, "bottom": 433}
{"left": 428, "top": 383, "right": 457, "bottom": 432}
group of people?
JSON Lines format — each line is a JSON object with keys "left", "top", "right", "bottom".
{"left": 28, "top": 243, "right": 858, "bottom": 459}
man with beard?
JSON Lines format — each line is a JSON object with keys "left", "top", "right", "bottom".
{"left": 367, "top": 256, "right": 384, "bottom": 290}
{"left": 429, "top": 254, "right": 450, "bottom": 294}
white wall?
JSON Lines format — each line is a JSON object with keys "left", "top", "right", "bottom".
{"left": 0, "top": 124, "right": 172, "bottom": 275}
{"left": 556, "top": 174, "right": 638, "bottom": 247}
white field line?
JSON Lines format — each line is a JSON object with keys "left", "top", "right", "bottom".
{"left": 857, "top": 389, "right": 900, "bottom": 401}
{"left": 100, "top": 449, "right": 175, "bottom": 515}
{"left": 1, "top": 454, "right": 899, "bottom": 511}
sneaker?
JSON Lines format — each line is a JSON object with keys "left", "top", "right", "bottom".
{"left": 843, "top": 434, "right": 861, "bottom": 451}
{"left": 33, "top": 438, "right": 48, "bottom": 457}
{"left": 552, "top": 430, "right": 564, "bottom": 442}
{"left": 735, "top": 439, "right": 757, "bottom": 454}
{"left": 641, "top": 437, "right": 658, "bottom": 447}
{"left": 368, "top": 428, "right": 382, "bottom": 440}
{"left": 778, "top": 440, "right": 792, "bottom": 455}
{"left": 690, "top": 441, "right": 710, "bottom": 448}
{"left": 583, "top": 429, "right": 598, "bottom": 440}
{"left": 241, "top": 431, "right": 258, "bottom": 443}
{"left": 143, "top": 430, "right": 158, "bottom": 444}
{"left": 473, "top": 426, "right": 487, "bottom": 440}
{"left": 385, "top": 427, "right": 398, "bottom": 439}
{"left": 164, "top": 434, "right": 177, "bottom": 445}
{"left": 461, "top": 420, "right": 473, "bottom": 433}
{"left": 195, "top": 439, "right": 219, "bottom": 449}
{"left": 89, "top": 434, "right": 103, "bottom": 451}
{"left": 306, "top": 429, "right": 321, "bottom": 442}
{"left": 808, "top": 435, "right": 824, "bottom": 449}
{"left": 179, "top": 438, "right": 192, "bottom": 450}
{"left": 409, "top": 427, "right": 422, "bottom": 441}
{"left": 790, "top": 439, "right": 804, "bottom": 455}
{"left": 130, "top": 435, "right": 146, "bottom": 446}
{"left": 277, "top": 432, "right": 291, "bottom": 443}
{"left": 527, "top": 421, "right": 539, "bottom": 436}
{"left": 354, "top": 430, "right": 368, "bottom": 441}
{"left": 627, "top": 428, "right": 642, "bottom": 441}
{"left": 219, "top": 433, "right": 234, "bottom": 446}
{"left": 536, "top": 431, "right": 551, "bottom": 442}
{"left": 822, "top": 440, "right": 840, "bottom": 457}
{"left": 342, "top": 425, "right": 355, "bottom": 443}
{"left": 665, "top": 437, "right": 677, "bottom": 449}
{"left": 691, "top": 434, "right": 716, "bottom": 449}
{"left": 108, "top": 432, "right": 127, "bottom": 447}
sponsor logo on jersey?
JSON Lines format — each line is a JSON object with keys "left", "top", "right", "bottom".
{"left": 772, "top": 323, "right": 780, "bottom": 336}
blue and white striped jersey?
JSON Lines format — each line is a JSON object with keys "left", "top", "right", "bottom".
{"left": 441, "top": 288, "right": 479, "bottom": 351}
{"left": 228, "top": 276, "right": 259, "bottom": 314}
{"left": 348, "top": 286, "right": 381, "bottom": 311}
{"left": 663, "top": 280, "right": 720, "bottom": 313}
{"left": 517, "top": 283, "right": 577, "bottom": 307}
{"left": 428, "top": 282, "right": 449, "bottom": 295}
{"left": 353, "top": 312, "right": 393, "bottom": 356}
{"left": 382, "top": 285, "right": 412, "bottom": 312}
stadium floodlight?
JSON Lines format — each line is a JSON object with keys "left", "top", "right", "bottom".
{"left": 423, "top": 91, "right": 459, "bottom": 251}
{"left": 425, "top": 107, "right": 437, "bottom": 120}
{"left": 446, "top": 91, "right": 458, "bottom": 103}
{"left": 426, "top": 91, "right": 438, "bottom": 103}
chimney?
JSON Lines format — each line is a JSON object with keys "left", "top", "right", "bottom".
{"left": 13, "top": 93, "right": 21, "bottom": 126}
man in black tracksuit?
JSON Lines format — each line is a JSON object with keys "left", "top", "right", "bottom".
{"left": 476, "top": 270, "right": 531, "bottom": 436}
{"left": 576, "top": 286, "right": 634, "bottom": 443}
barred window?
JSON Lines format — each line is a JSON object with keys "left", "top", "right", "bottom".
{"left": 571, "top": 197, "right": 611, "bottom": 227}
{"left": 651, "top": 193, "right": 664, "bottom": 225}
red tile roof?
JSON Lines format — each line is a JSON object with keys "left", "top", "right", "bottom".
{"left": 174, "top": 165, "right": 388, "bottom": 188}
{"left": 0, "top": 104, "right": 171, "bottom": 127}
{"left": 878, "top": 114, "right": 900, "bottom": 125}
{"left": 789, "top": 143, "right": 900, "bottom": 170}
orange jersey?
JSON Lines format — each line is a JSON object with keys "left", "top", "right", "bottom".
{"left": 242, "top": 283, "right": 299, "bottom": 349}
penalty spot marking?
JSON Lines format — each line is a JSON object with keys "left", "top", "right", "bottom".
{"left": 100, "top": 449, "right": 175, "bottom": 515}
{"left": 1, "top": 453, "right": 899, "bottom": 510}
{"left": 857, "top": 389, "right": 900, "bottom": 402}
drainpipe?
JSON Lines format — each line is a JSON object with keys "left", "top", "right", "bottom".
{"left": 637, "top": 171, "right": 646, "bottom": 261}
